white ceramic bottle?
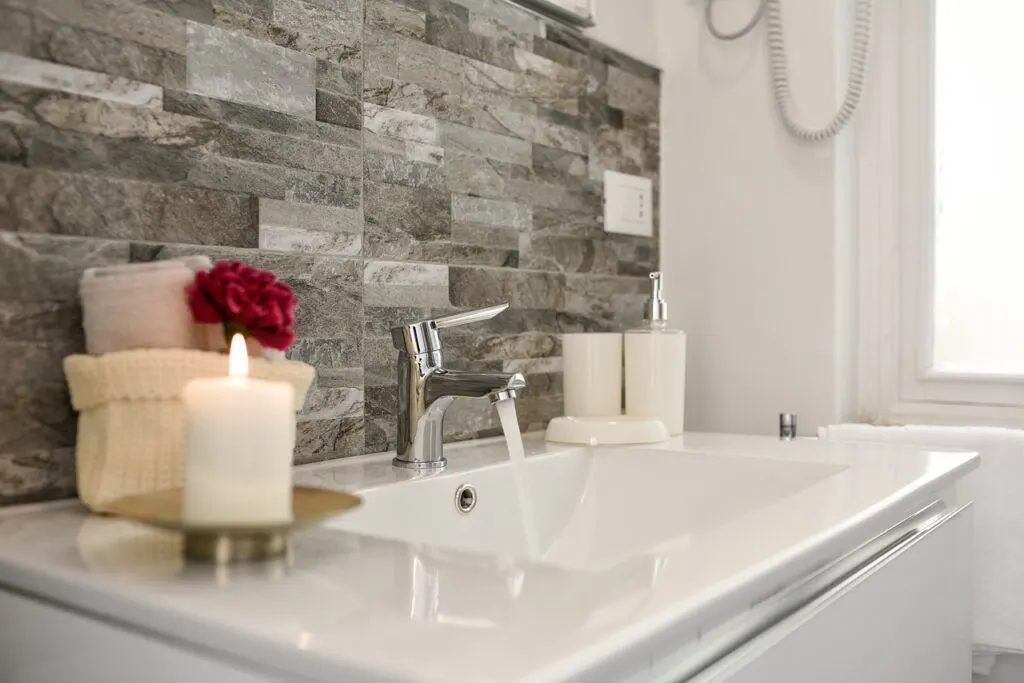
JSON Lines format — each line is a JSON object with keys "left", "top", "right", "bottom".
{"left": 624, "top": 272, "right": 686, "bottom": 435}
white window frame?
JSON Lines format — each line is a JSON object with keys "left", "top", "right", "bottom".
{"left": 857, "top": 0, "right": 1024, "bottom": 426}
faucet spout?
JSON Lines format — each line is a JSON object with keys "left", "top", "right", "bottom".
{"left": 426, "top": 369, "right": 526, "bottom": 404}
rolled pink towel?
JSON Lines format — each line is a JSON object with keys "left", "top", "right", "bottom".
{"left": 80, "top": 257, "right": 212, "bottom": 355}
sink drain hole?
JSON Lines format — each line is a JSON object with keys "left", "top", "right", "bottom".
{"left": 455, "top": 484, "right": 477, "bottom": 514}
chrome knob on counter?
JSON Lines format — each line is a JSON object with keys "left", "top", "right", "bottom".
{"left": 779, "top": 413, "right": 798, "bottom": 441}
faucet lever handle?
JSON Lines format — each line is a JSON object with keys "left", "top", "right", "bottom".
{"left": 391, "top": 303, "right": 510, "bottom": 354}
{"left": 433, "top": 303, "right": 509, "bottom": 329}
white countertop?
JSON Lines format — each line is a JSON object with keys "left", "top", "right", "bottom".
{"left": 0, "top": 433, "right": 978, "bottom": 683}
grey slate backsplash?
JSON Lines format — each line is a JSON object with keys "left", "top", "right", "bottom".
{"left": 0, "top": 0, "right": 660, "bottom": 505}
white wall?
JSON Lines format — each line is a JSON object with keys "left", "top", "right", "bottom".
{"left": 585, "top": 0, "right": 661, "bottom": 66}
{"left": 657, "top": 0, "right": 857, "bottom": 436}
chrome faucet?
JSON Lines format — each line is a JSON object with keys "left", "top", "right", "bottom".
{"left": 390, "top": 304, "right": 527, "bottom": 470}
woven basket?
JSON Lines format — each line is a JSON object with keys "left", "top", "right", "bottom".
{"left": 63, "top": 349, "right": 315, "bottom": 513}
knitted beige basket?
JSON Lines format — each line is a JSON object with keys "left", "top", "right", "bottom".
{"left": 63, "top": 349, "right": 315, "bottom": 513}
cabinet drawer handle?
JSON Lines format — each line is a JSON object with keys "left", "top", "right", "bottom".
{"left": 661, "top": 501, "right": 965, "bottom": 682}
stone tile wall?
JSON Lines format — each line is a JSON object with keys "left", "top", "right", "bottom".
{"left": 0, "top": 0, "right": 660, "bottom": 504}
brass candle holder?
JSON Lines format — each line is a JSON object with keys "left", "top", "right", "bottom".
{"left": 104, "top": 486, "right": 362, "bottom": 564}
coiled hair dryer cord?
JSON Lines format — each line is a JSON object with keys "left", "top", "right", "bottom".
{"left": 705, "top": 0, "right": 875, "bottom": 142}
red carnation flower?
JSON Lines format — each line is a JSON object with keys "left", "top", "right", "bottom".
{"left": 187, "top": 261, "right": 298, "bottom": 351}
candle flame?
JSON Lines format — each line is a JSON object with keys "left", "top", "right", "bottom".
{"left": 228, "top": 333, "right": 248, "bottom": 378}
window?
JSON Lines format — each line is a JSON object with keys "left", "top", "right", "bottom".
{"left": 933, "top": 1, "right": 1024, "bottom": 376}
{"left": 858, "top": 0, "right": 1024, "bottom": 425}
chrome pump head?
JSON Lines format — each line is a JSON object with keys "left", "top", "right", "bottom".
{"left": 644, "top": 271, "right": 668, "bottom": 325}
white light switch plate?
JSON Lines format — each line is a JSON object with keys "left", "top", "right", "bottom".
{"left": 603, "top": 170, "right": 653, "bottom": 237}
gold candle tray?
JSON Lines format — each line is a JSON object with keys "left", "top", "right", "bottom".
{"left": 104, "top": 486, "right": 362, "bottom": 564}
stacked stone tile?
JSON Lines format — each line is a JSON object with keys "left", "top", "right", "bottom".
{"left": 0, "top": 0, "right": 660, "bottom": 503}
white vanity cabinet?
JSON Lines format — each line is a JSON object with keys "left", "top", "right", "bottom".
{"left": 684, "top": 503, "right": 973, "bottom": 683}
{"left": 0, "top": 590, "right": 284, "bottom": 683}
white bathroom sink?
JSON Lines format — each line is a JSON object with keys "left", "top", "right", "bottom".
{"left": 327, "top": 447, "right": 847, "bottom": 570}
{"left": 0, "top": 434, "right": 978, "bottom": 683}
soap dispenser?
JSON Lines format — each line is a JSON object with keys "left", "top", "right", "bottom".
{"left": 624, "top": 272, "right": 687, "bottom": 435}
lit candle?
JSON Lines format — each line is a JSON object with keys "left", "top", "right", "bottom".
{"left": 182, "top": 334, "right": 296, "bottom": 526}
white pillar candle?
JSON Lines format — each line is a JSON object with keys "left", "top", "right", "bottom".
{"left": 562, "top": 333, "right": 623, "bottom": 417}
{"left": 182, "top": 334, "right": 296, "bottom": 526}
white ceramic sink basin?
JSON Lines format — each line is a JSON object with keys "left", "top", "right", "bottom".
{"left": 327, "top": 447, "right": 847, "bottom": 570}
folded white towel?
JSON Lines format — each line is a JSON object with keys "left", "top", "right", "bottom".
{"left": 973, "top": 651, "right": 998, "bottom": 676}
{"left": 969, "top": 646, "right": 1024, "bottom": 676}
{"left": 820, "top": 424, "right": 1024, "bottom": 662}
{"left": 80, "top": 257, "right": 211, "bottom": 355}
